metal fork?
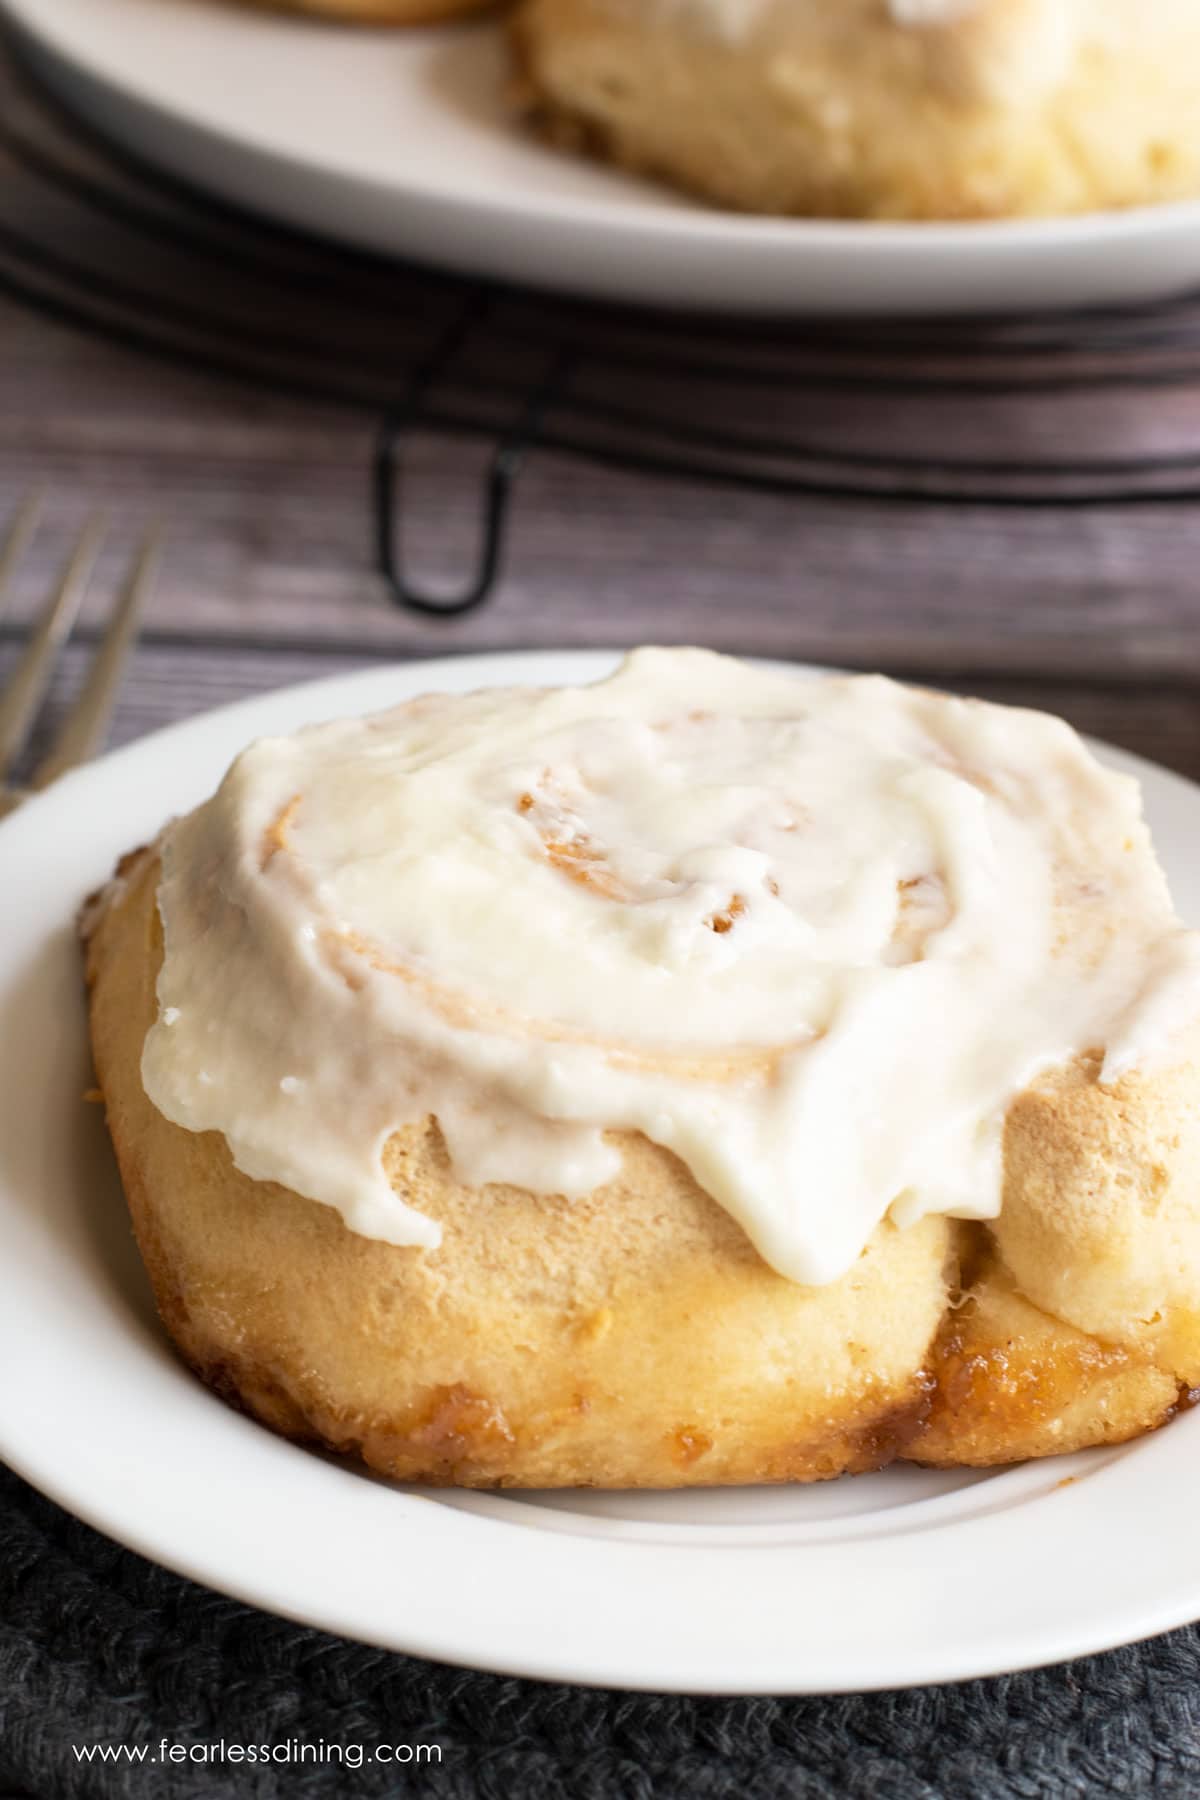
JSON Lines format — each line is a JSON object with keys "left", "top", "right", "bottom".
{"left": 0, "top": 496, "right": 163, "bottom": 819}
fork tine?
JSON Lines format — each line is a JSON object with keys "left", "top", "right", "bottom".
{"left": 30, "top": 524, "right": 164, "bottom": 792}
{"left": 0, "top": 514, "right": 106, "bottom": 784}
{"left": 0, "top": 491, "right": 44, "bottom": 626}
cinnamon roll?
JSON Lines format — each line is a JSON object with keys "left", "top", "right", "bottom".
{"left": 512, "top": 0, "right": 1200, "bottom": 219}
{"left": 82, "top": 650, "right": 1200, "bottom": 1485}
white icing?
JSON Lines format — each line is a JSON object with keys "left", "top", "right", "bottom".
{"left": 142, "top": 649, "right": 1200, "bottom": 1287}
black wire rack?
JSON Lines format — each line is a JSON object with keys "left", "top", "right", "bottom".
{"left": 4, "top": 33, "right": 1200, "bottom": 619}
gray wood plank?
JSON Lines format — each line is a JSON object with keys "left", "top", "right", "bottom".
{"left": 3, "top": 380, "right": 1200, "bottom": 680}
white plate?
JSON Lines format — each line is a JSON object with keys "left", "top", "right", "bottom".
{"left": 8, "top": 0, "right": 1200, "bottom": 315}
{"left": 4, "top": 649, "right": 1200, "bottom": 1694}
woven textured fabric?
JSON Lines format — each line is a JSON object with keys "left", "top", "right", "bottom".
{"left": 3, "top": 1464, "right": 1200, "bottom": 1800}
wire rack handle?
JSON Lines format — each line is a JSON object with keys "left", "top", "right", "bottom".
{"left": 374, "top": 345, "right": 572, "bottom": 618}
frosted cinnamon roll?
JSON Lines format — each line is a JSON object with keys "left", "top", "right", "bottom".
{"left": 82, "top": 650, "right": 1200, "bottom": 1486}
{"left": 512, "top": 0, "right": 1200, "bottom": 219}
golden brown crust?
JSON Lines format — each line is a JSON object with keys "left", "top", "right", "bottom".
{"left": 84, "top": 847, "right": 1200, "bottom": 1486}
{"left": 995, "top": 1057, "right": 1200, "bottom": 1384}
{"left": 512, "top": 0, "right": 1200, "bottom": 220}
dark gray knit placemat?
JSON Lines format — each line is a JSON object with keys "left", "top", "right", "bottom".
{"left": 3, "top": 1461, "right": 1199, "bottom": 1800}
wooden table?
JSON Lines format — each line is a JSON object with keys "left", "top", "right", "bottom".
{"left": 1, "top": 38, "right": 1198, "bottom": 783}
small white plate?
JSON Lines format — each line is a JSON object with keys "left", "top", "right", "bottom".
{"left": 3, "top": 649, "right": 1200, "bottom": 1693}
{"left": 7, "top": 0, "right": 1200, "bottom": 315}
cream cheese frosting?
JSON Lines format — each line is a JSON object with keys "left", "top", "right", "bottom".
{"left": 141, "top": 649, "right": 1200, "bottom": 1287}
